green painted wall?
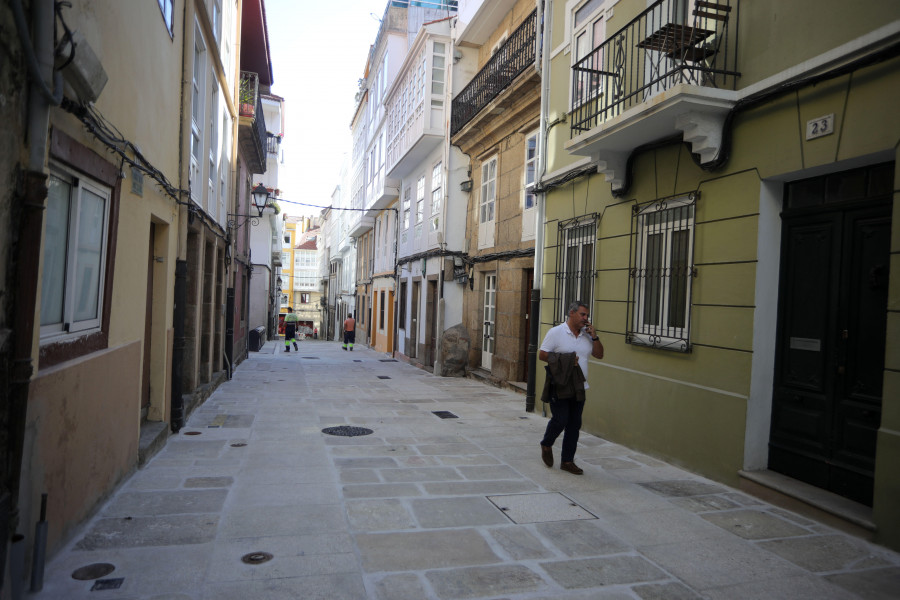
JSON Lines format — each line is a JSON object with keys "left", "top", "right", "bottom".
{"left": 537, "top": 12, "right": 900, "bottom": 543}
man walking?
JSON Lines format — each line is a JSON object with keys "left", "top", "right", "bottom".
{"left": 539, "top": 301, "right": 604, "bottom": 474}
{"left": 283, "top": 307, "right": 300, "bottom": 352}
{"left": 342, "top": 312, "right": 356, "bottom": 351}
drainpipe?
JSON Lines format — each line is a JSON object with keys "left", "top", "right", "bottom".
{"left": 225, "top": 286, "right": 234, "bottom": 377}
{"left": 5, "top": 0, "right": 62, "bottom": 593}
{"left": 526, "top": 0, "right": 553, "bottom": 413}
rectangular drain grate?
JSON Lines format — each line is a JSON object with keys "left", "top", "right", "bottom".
{"left": 91, "top": 578, "right": 125, "bottom": 591}
{"left": 379, "top": 359, "right": 398, "bottom": 362}
{"left": 302, "top": 356, "right": 319, "bottom": 359}
{"left": 377, "top": 375, "right": 391, "bottom": 379}
{"left": 432, "top": 411, "right": 459, "bottom": 419}
{"left": 353, "top": 360, "right": 362, "bottom": 362}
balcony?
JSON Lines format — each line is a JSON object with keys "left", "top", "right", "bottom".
{"left": 566, "top": 0, "right": 740, "bottom": 189}
{"left": 451, "top": 9, "right": 537, "bottom": 137}
{"left": 385, "top": 39, "right": 447, "bottom": 181}
{"left": 266, "top": 133, "right": 281, "bottom": 155}
{"left": 238, "top": 71, "right": 268, "bottom": 174}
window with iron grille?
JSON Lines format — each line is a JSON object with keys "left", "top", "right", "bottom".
{"left": 555, "top": 216, "right": 596, "bottom": 323}
{"left": 627, "top": 192, "right": 696, "bottom": 352}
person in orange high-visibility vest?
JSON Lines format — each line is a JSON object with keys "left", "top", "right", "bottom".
{"left": 342, "top": 313, "right": 356, "bottom": 351}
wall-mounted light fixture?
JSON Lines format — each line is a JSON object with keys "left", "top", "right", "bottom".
{"left": 460, "top": 180, "right": 473, "bottom": 193}
{"left": 228, "top": 183, "right": 270, "bottom": 229}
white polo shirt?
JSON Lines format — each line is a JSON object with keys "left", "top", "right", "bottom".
{"left": 540, "top": 322, "right": 594, "bottom": 390}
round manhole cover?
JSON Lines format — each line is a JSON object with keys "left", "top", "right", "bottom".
{"left": 241, "top": 552, "right": 273, "bottom": 565}
{"left": 230, "top": 442, "right": 247, "bottom": 447}
{"left": 183, "top": 431, "right": 201, "bottom": 436}
{"left": 71, "top": 563, "right": 116, "bottom": 580}
{"left": 321, "top": 426, "right": 374, "bottom": 437}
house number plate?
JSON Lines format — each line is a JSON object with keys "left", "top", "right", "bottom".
{"left": 806, "top": 114, "right": 834, "bottom": 140}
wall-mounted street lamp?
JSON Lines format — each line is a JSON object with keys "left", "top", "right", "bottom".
{"left": 228, "top": 183, "right": 270, "bottom": 229}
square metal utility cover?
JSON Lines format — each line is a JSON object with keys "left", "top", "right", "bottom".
{"left": 487, "top": 493, "right": 597, "bottom": 524}
{"left": 91, "top": 578, "right": 125, "bottom": 591}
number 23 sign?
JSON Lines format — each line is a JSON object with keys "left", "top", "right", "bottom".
{"left": 806, "top": 114, "right": 835, "bottom": 140}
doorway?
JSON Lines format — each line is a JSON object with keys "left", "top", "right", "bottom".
{"left": 770, "top": 163, "right": 892, "bottom": 506}
{"left": 425, "top": 279, "right": 438, "bottom": 367}
{"left": 482, "top": 272, "right": 497, "bottom": 370}
{"left": 142, "top": 223, "right": 155, "bottom": 418}
{"left": 410, "top": 281, "right": 419, "bottom": 359}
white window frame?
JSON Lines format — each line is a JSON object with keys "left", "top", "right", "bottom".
{"left": 431, "top": 161, "right": 442, "bottom": 216}
{"left": 521, "top": 131, "right": 539, "bottom": 241}
{"left": 40, "top": 166, "right": 111, "bottom": 340}
{"left": 570, "top": 0, "right": 607, "bottom": 107}
{"left": 190, "top": 23, "right": 207, "bottom": 201}
{"left": 402, "top": 185, "right": 411, "bottom": 229}
{"left": 157, "top": 0, "right": 174, "bottom": 36}
{"left": 629, "top": 193, "right": 696, "bottom": 351}
{"left": 480, "top": 156, "right": 497, "bottom": 225}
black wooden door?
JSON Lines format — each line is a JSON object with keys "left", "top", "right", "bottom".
{"left": 770, "top": 166, "right": 892, "bottom": 506}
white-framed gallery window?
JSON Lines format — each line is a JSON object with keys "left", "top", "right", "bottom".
{"left": 478, "top": 156, "right": 497, "bottom": 248}
{"left": 627, "top": 193, "right": 696, "bottom": 352}
{"left": 415, "top": 174, "right": 425, "bottom": 239}
{"left": 157, "top": 0, "right": 174, "bottom": 36}
{"left": 208, "top": 76, "right": 218, "bottom": 213}
{"left": 431, "top": 161, "right": 442, "bottom": 232}
{"left": 522, "top": 131, "right": 539, "bottom": 241}
{"left": 40, "top": 167, "right": 111, "bottom": 338}
{"left": 402, "top": 185, "right": 411, "bottom": 229}
{"left": 571, "top": 0, "right": 606, "bottom": 106}
{"left": 190, "top": 23, "right": 206, "bottom": 201}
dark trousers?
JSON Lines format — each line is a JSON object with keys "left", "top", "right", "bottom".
{"left": 540, "top": 396, "right": 584, "bottom": 463}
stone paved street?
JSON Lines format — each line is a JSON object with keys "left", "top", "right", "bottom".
{"left": 40, "top": 341, "right": 900, "bottom": 599}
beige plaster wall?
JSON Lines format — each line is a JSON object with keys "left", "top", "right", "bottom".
{"left": 20, "top": 341, "right": 141, "bottom": 556}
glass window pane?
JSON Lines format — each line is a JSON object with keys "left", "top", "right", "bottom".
{"left": 73, "top": 188, "right": 106, "bottom": 322}
{"left": 41, "top": 176, "right": 71, "bottom": 326}
{"left": 668, "top": 230, "right": 690, "bottom": 328}
{"left": 642, "top": 232, "right": 663, "bottom": 326}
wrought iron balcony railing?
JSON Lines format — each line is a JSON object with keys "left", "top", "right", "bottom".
{"left": 267, "top": 133, "right": 281, "bottom": 155}
{"left": 238, "top": 70, "right": 268, "bottom": 173}
{"left": 451, "top": 9, "right": 537, "bottom": 136}
{"left": 239, "top": 71, "right": 259, "bottom": 118}
{"left": 570, "top": 0, "right": 739, "bottom": 135}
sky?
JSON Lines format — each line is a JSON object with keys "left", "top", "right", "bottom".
{"left": 264, "top": 0, "right": 389, "bottom": 221}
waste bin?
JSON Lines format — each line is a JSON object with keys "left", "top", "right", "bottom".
{"left": 249, "top": 326, "right": 267, "bottom": 352}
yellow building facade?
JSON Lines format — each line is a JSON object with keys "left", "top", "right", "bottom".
{"left": 540, "top": 0, "right": 900, "bottom": 549}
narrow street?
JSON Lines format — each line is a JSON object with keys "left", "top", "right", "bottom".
{"left": 40, "top": 341, "right": 900, "bottom": 600}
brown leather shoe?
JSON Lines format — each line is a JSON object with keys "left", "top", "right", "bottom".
{"left": 560, "top": 462, "right": 583, "bottom": 475}
{"left": 541, "top": 445, "right": 553, "bottom": 467}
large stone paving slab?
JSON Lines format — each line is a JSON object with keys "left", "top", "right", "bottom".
{"left": 825, "top": 566, "right": 900, "bottom": 600}
{"left": 75, "top": 514, "right": 219, "bottom": 549}
{"left": 425, "top": 564, "right": 547, "bottom": 599}
{"left": 640, "top": 537, "right": 805, "bottom": 590}
{"left": 201, "top": 572, "right": 368, "bottom": 600}
{"left": 346, "top": 498, "right": 416, "bottom": 531}
{"left": 758, "top": 534, "right": 894, "bottom": 572}
{"left": 701, "top": 509, "right": 812, "bottom": 540}
{"left": 103, "top": 489, "right": 228, "bottom": 516}
{"left": 356, "top": 530, "right": 500, "bottom": 572}
{"left": 487, "top": 526, "right": 556, "bottom": 560}
{"left": 535, "top": 520, "right": 629, "bottom": 557}
{"left": 410, "top": 497, "right": 510, "bottom": 528}
{"left": 540, "top": 555, "right": 667, "bottom": 588}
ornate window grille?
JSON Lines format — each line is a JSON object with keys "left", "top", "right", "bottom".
{"left": 554, "top": 216, "right": 597, "bottom": 323}
{"left": 626, "top": 192, "right": 697, "bottom": 352}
